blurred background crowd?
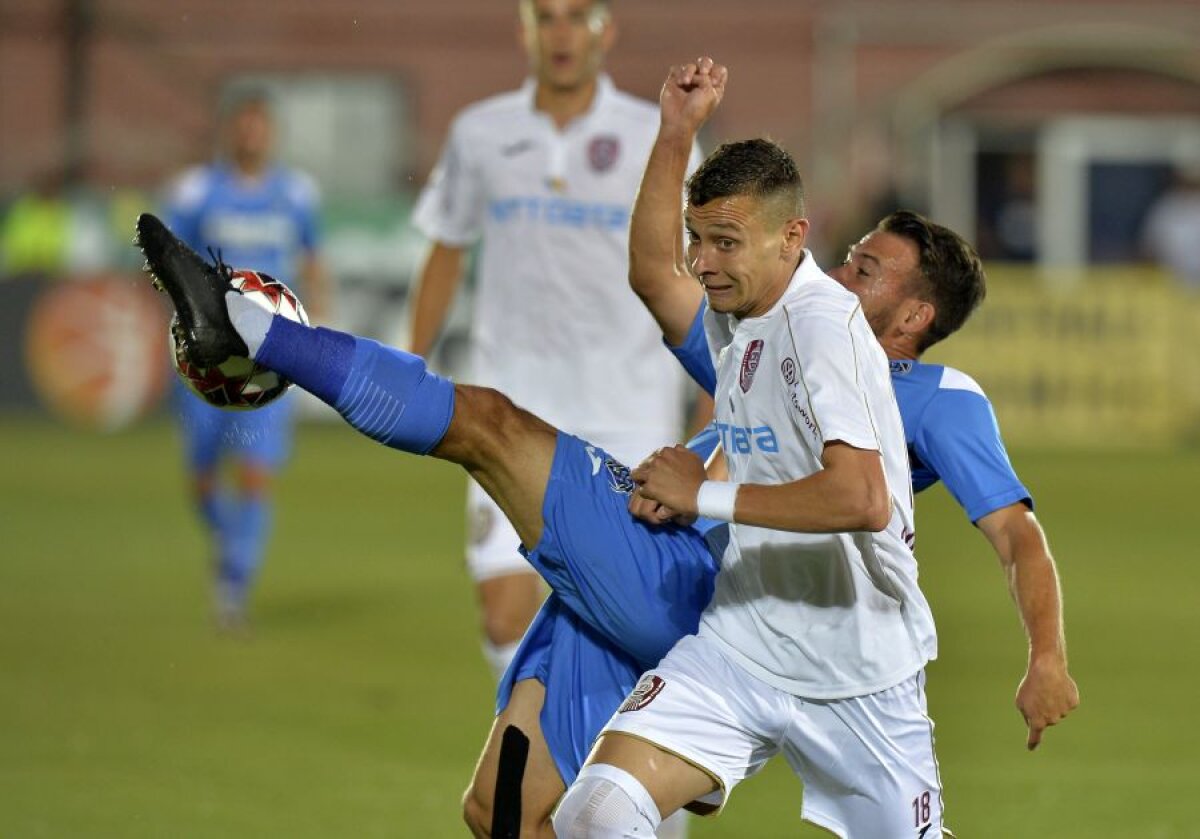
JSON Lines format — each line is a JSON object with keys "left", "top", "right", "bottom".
{"left": 3, "top": 0, "right": 1199, "bottom": 445}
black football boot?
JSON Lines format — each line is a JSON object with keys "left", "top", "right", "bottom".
{"left": 135, "top": 212, "right": 249, "bottom": 366}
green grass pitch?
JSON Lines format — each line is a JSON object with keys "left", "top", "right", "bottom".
{"left": 2, "top": 417, "right": 1197, "bottom": 837}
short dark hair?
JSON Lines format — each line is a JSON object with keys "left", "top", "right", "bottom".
{"left": 877, "top": 210, "right": 986, "bottom": 351}
{"left": 687, "top": 138, "right": 805, "bottom": 222}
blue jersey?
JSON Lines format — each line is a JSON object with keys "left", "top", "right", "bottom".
{"left": 508, "top": 301, "right": 1032, "bottom": 787}
{"left": 164, "top": 162, "right": 320, "bottom": 289}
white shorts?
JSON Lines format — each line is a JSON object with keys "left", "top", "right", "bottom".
{"left": 465, "top": 480, "right": 535, "bottom": 581}
{"left": 601, "top": 634, "right": 946, "bottom": 838}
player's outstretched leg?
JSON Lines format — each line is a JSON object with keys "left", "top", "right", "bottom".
{"left": 137, "top": 212, "right": 555, "bottom": 549}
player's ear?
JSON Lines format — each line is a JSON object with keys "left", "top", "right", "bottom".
{"left": 599, "top": 13, "right": 617, "bottom": 54}
{"left": 903, "top": 299, "right": 935, "bottom": 336}
{"left": 517, "top": 1, "right": 535, "bottom": 56}
{"left": 780, "top": 217, "right": 809, "bottom": 260}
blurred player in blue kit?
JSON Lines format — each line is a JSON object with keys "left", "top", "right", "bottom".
{"left": 162, "top": 91, "right": 327, "bottom": 630}
{"left": 136, "top": 63, "right": 1077, "bottom": 837}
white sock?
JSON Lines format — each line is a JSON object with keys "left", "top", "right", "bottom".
{"left": 552, "top": 763, "right": 661, "bottom": 837}
{"left": 483, "top": 639, "right": 521, "bottom": 682}
{"left": 226, "top": 291, "right": 274, "bottom": 359}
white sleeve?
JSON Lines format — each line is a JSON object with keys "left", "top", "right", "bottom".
{"left": 785, "top": 306, "right": 881, "bottom": 452}
{"left": 411, "top": 115, "right": 485, "bottom": 246}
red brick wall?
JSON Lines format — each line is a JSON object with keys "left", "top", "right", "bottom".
{"left": 3, "top": 0, "right": 1199, "bottom": 197}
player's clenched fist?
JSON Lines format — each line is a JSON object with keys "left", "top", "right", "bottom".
{"left": 631, "top": 444, "right": 708, "bottom": 518}
{"left": 659, "top": 56, "right": 728, "bottom": 134}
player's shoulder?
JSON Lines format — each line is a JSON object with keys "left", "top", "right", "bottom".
{"left": 274, "top": 166, "right": 321, "bottom": 208}
{"left": 453, "top": 87, "right": 531, "bottom": 132}
{"left": 601, "top": 84, "right": 659, "bottom": 121}
{"left": 895, "top": 360, "right": 995, "bottom": 419}
{"left": 166, "top": 164, "right": 218, "bottom": 209}
{"left": 782, "top": 268, "right": 861, "bottom": 328}
{"left": 934, "top": 364, "right": 988, "bottom": 399}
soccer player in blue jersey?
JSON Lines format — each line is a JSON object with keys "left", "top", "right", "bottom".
{"left": 162, "top": 91, "right": 327, "bottom": 630}
{"left": 136, "top": 64, "right": 1077, "bottom": 828}
{"left": 135, "top": 209, "right": 719, "bottom": 836}
{"left": 135, "top": 196, "right": 1078, "bottom": 835}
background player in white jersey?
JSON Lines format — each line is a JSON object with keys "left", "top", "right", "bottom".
{"left": 409, "top": 0, "right": 705, "bottom": 682}
{"left": 554, "top": 58, "right": 946, "bottom": 837}
{"left": 162, "top": 92, "right": 327, "bottom": 631}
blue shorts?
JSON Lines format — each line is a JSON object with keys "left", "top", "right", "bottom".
{"left": 173, "top": 378, "right": 296, "bottom": 471}
{"left": 497, "top": 432, "right": 723, "bottom": 785}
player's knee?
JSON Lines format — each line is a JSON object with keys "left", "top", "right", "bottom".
{"left": 461, "top": 783, "right": 491, "bottom": 837}
{"left": 453, "top": 386, "right": 544, "bottom": 460}
{"left": 552, "top": 763, "right": 661, "bottom": 837}
{"left": 234, "top": 469, "right": 272, "bottom": 495}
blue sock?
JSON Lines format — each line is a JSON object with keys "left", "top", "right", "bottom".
{"left": 257, "top": 318, "right": 455, "bottom": 455}
{"left": 219, "top": 493, "right": 270, "bottom": 601}
{"left": 198, "top": 490, "right": 230, "bottom": 535}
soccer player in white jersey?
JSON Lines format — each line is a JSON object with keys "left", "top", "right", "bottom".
{"left": 554, "top": 58, "right": 945, "bottom": 837}
{"left": 409, "top": 0, "right": 705, "bottom": 683}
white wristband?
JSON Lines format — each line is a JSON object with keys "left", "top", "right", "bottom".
{"left": 695, "top": 480, "right": 739, "bottom": 522}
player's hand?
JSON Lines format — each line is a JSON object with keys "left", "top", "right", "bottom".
{"left": 631, "top": 445, "right": 707, "bottom": 517}
{"left": 1016, "top": 654, "right": 1080, "bottom": 750}
{"left": 628, "top": 487, "right": 697, "bottom": 527}
{"left": 660, "top": 56, "right": 728, "bottom": 135}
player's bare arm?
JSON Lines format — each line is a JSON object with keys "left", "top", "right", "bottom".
{"left": 408, "top": 241, "right": 467, "bottom": 356}
{"left": 977, "top": 503, "right": 1080, "bottom": 750}
{"left": 633, "top": 440, "right": 890, "bottom": 533}
{"left": 629, "top": 57, "right": 727, "bottom": 346}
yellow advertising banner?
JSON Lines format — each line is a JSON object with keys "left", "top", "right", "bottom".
{"left": 924, "top": 267, "right": 1200, "bottom": 448}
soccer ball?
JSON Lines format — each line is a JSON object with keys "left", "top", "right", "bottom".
{"left": 171, "top": 269, "right": 308, "bottom": 410}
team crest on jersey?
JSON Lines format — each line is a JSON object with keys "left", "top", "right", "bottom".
{"left": 890, "top": 360, "right": 913, "bottom": 375}
{"left": 587, "top": 135, "right": 621, "bottom": 173}
{"left": 780, "top": 357, "right": 797, "bottom": 386}
{"left": 740, "top": 339, "right": 764, "bottom": 392}
{"left": 619, "top": 674, "right": 666, "bottom": 712}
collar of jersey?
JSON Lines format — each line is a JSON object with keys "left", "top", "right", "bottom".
{"left": 214, "top": 160, "right": 280, "bottom": 189}
{"left": 735, "top": 249, "right": 824, "bottom": 325}
{"left": 520, "top": 74, "right": 615, "bottom": 128}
